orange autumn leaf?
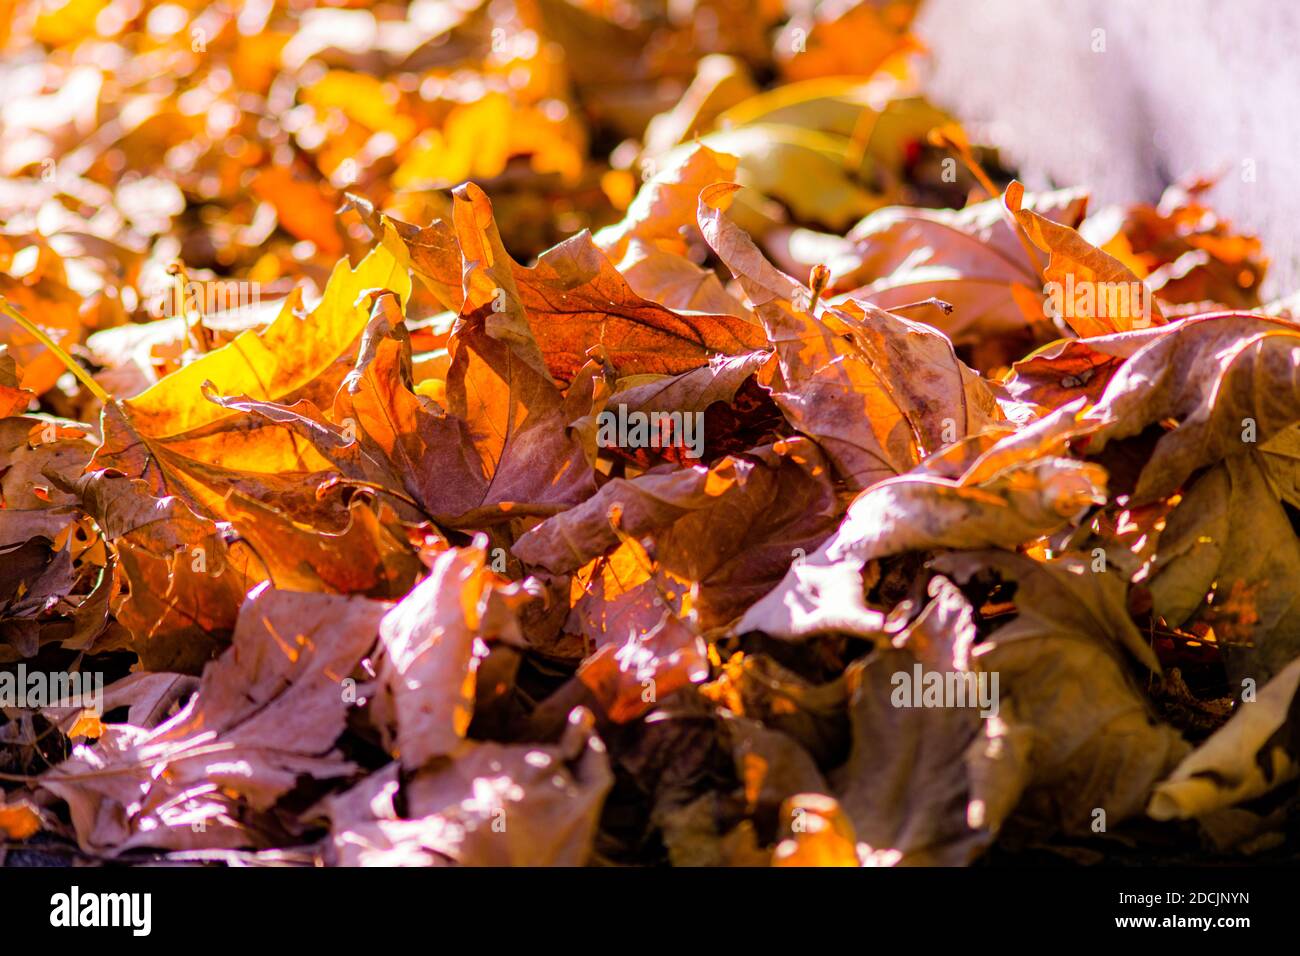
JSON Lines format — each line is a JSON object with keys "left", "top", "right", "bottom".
{"left": 1006, "top": 180, "right": 1166, "bottom": 336}
{"left": 251, "top": 165, "right": 345, "bottom": 258}
{"left": 0, "top": 800, "right": 41, "bottom": 840}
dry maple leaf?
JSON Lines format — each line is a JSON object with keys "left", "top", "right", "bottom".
{"left": 1146, "top": 453, "right": 1300, "bottom": 684}
{"left": 831, "top": 576, "right": 1023, "bottom": 864}
{"left": 738, "top": 454, "right": 1107, "bottom": 640}
{"left": 516, "top": 437, "right": 841, "bottom": 631}
{"left": 41, "top": 584, "right": 388, "bottom": 854}
{"left": 372, "top": 543, "right": 525, "bottom": 770}
{"left": 811, "top": 187, "right": 1088, "bottom": 349}
{"left": 699, "top": 181, "right": 1003, "bottom": 489}
{"left": 935, "top": 550, "right": 1189, "bottom": 835}
{"left": 331, "top": 288, "right": 597, "bottom": 525}
{"left": 323, "top": 707, "right": 612, "bottom": 866}
{"left": 1006, "top": 180, "right": 1167, "bottom": 337}
{"left": 363, "top": 182, "right": 767, "bottom": 386}
{"left": 1082, "top": 312, "right": 1300, "bottom": 502}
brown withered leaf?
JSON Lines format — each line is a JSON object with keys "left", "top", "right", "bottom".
{"left": 611, "top": 239, "right": 753, "bottom": 318}
{"left": 347, "top": 194, "right": 463, "bottom": 313}
{"left": 650, "top": 713, "right": 824, "bottom": 867}
{"left": 324, "top": 707, "right": 612, "bottom": 866}
{"left": 0, "top": 349, "right": 34, "bottom": 417}
{"left": 0, "top": 421, "right": 108, "bottom": 660}
{"left": 726, "top": 714, "right": 829, "bottom": 823}
{"left": 13, "top": 0, "right": 1300, "bottom": 871}
{"left": 1146, "top": 453, "right": 1300, "bottom": 684}
{"left": 935, "top": 550, "right": 1188, "bottom": 836}
{"left": 699, "top": 182, "right": 1002, "bottom": 489}
{"left": 572, "top": 350, "right": 770, "bottom": 468}
{"left": 738, "top": 454, "right": 1107, "bottom": 640}
{"left": 0, "top": 418, "right": 94, "bottom": 577}
{"left": 96, "top": 671, "right": 199, "bottom": 731}
{"left": 338, "top": 291, "right": 597, "bottom": 525}
{"left": 824, "top": 187, "right": 1088, "bottom": 349}
{"left": 1001, "top": 324, "right": 1167, "bottom": 419}
{"left": 372, "top": 544, "right": 523, "bottom": 770}
{"left": 39, "top": 584, "right": 387, "bottom": 854}
{"left": 577, "top": 613, "right": 709, "bottom": 724}
{"left": 67, "top": 469, "right": 257, "bottom": 672}
{"left": 1092, "top": 177, "right": 1268, "bottom": 312}
{"left": 703, "top": 650, "right": 849, "bottom": 768}
{"left": 220, "top": 480, "right": 419, "bottom": 598}
{"left": 516, "top": 438, "right": 841, "bottom": 630}
{"left": 196, "top": 281, "right": 595, "bottom": 527}
{"left": 220, "top": 492, "right": 422, "bottom": 599}
{"left": 832, "top": 577, "right": 1025, "bottom": 865}
{"left": 1082, "top": 312, "right": 1300, "bottom": 503}
{"left": 1260, "top": 424, "right": 1300, "bottom": 509}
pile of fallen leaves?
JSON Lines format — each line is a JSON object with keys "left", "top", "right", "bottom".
{"left": 1, "top": 0, "right": 1298, "bottom": 867}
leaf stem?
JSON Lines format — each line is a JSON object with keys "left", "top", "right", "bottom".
{"left": 0, "top": 295, "right": 113, "bottom": 405}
